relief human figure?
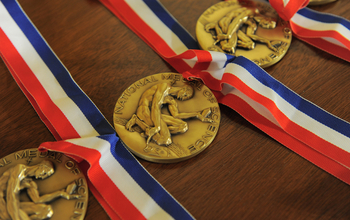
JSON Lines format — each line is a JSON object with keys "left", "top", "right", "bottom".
{"left": 205, "top": 6, "right": 280, "bottom": 54}
{"left": 0, "top": 160, "right": 81, "bottom": 220}
{"left": 125, "top": 82, "right": 213, "bottom": 147}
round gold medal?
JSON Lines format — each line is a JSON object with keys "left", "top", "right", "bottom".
{"left": 196, "top": 0, "right": 292, "bottom": 68}
{"left": 113, "top": 73, "right": 220, "bottom": 163}
{"left": 0, "top": 149, "right": 88, "bottom": 220}
{"left": 308, "top": 0, "right": 337, "bottom": 5}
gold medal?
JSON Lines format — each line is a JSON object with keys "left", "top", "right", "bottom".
{"left": 0, "top": 149, "right": 88, "bottom": 220}
{"left": 113, "top": 73, "right": 220, "bottom": 163}
{"left": 196, "top": 0, "right": 292, "bottom": 68}
{"left": 308, "top": 0, "right": 337, "bottom": 5}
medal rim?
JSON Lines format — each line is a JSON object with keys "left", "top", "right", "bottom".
{"left": 195, "top": 0, "right": 292, "bottom": 68}
{"left": 113, "top": 73, "right": 221, "bottom": 163}
{"left": 0, "top": 148, "right": 88, "bottom": 220}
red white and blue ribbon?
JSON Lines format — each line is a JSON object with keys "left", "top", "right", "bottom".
{"left": 271, "top": 0, "right": 350, "bottom": 61}
{"left": 269, "top": 0, "right": 309, "bottom": 21}
{"left": 98, "top": 0, "right": 350, "bottom": 184}
{"left": 0, "top": 0, "right": 194, "bottom": 219}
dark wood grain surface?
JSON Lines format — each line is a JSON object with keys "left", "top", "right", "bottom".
{"left": 1, "top": 0, "right": 350, "bottom": 219}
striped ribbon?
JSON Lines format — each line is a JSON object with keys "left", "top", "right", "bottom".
{"left": 272, "top": 0, "right": 350, "bottom": 61}
{"left": 0, "top": 0, "right": 194, "bottom": 219}
{"left": 98, "top": 0, "right": 350, "bottom": 185}
{"left": 269, "top": 0, "right": 309, "bottom": 21}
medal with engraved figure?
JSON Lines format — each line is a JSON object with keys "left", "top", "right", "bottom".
{"left": 0, "top": 149, "right": 88, "bottom": 220}
{"left": 196, "top": 0, "right": 292, "bottom": 68}
{"left": 113, "top": 73, "right": 220, "bottom": 163}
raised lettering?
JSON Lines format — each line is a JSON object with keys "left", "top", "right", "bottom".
{"left": 211, "top": 113, "right": 219, "bottom": 121}
{"left": 39, "top": 151, "right": 48, "bottom": 157}
{"left": 2, "top": 158, "right": 11, "bottom": 166}
{"left": 195, "top": 139, "right": 205, "bottom": 149}
{"left": 78, "top": 186, "right": 87, "bottom": 195}
{"left": 15, "top": 151, "right": 27, "bottom": 159}
{"left": 202, "top": 132, "right": 214, "bottom": 141}
{"left": 118, "top": 99, "right": 127, "bottom": 107}
{"left": 284, "top": 28, "right": 292, "bottom": 39}
{"left": 207, "top": 125, "right": 217, "bottom": 132}
{"left": 188, "top": 145, "right": 197, "bottom": 153}
{"left": 187, "top": 80, "right": 202, "bottom": 91}
{"left": 65, "top": 160, "right": 75, "bottom": 169}
{"left": 114, "top": 105, "right": 123, "bottom": 114}
{"left": 151, "top": 75, "right": 158, "bottom": 82}
{"left": 71, "top": 168, "right": 81, "bottom": 175}
{"left": 134, "top": 80, "right": 144, "bottom": 89}
{"left": 46, "top": 152, "right": 62, "bottom": 163}
{"left": 75, "top": 201, "right": 85, "bottom": 210}
{"left": 260, "top": 56, "right": 272, "bottom": 65}
{"left": 76, "top": 177, "right": 84, "bottom": 186}
{"left": 162, "top": 73, "right": 173, "bottom": 80}
{"left": 212, "top": 107, "right": 219, "bottom": 113}
{"left": 252, "top": 59, "right": 260, "bottom": 66}
{"left": 208, "top": 97, "right": 217, "bottom": 103}
{"left": 120, "top": 92, "right": 129, "bottom": 99}
{"left": 143, "top": 77, "right": 152, "bottom": 85}
{"left": 28, "top": 150, "right": 37, "bottom": 157}
{"left": 65, "top": 161, "right": 81, "bottom": 175}
{"left": 71, "top": 213, "right": 82, "bottom": 220}
{"left": 127, "top": 85, "right": 136, "bottom": 94}
{"left": 203, "top": 90, "right": 212, "bottom": 97}
{"left": 269, "top": 53, "right": 277, "bottom": 59}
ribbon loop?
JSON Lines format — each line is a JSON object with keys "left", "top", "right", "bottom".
{"left": 0, "top": 0, "right": 195, "bottom": 219}
{"left": 268, "top": 0, "right": 350, "bottom": 62}
{"left": 98, "top": 0, "right": 350, "bottom": 186}
{"left": 39, "top": 134, "right": 195, "bottom": 220}
{"left": 269, "top": 0, "right": 309, "bottom": 21}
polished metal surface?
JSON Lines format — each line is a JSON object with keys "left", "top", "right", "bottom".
{"left": 196, "top": 0, "right": 292, "bottom": 68}
{"left": 1, "top": 0, "right": 350, "bottom": 219}
{"left": 114, "top": 73, "right": 220, "bottom": 163}
{"left": 0, "top": 149, "right": 88, "bottom": 220}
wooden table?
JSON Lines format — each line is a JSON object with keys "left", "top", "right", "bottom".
{"left": 1, "top": 0, "right": 350, "bottom": 219}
